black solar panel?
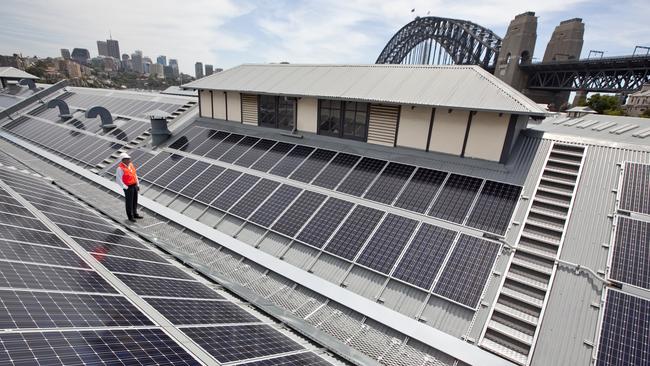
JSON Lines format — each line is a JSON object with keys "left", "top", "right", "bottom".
{"left": 205, "top": 133, "right": 244, "bottom": 160}
{"left": 239, "top": 352, "right": 333, "bottom": 365}
{"left": 610, "top": 217, "right": 650, "bottom": 290}
{"left": 136, "top": 152, "right": 171, "bottom": 178}
{"left": 272, "top": 191, "right": 327, "bottom": 237}
{"left": 152, "top": 157, "right": 197, "bottom": 188}
{"left": 269, "top": 145, "right": 315, "bottom": 177}
{"left": 74, "top": 237, "right": 166, "bottom": 263}
{"left": 618, "top": 162, "right": 650, "bottom": 215}
{"left": 31, "top": 204, "right": 107, "bottom": 224}
{"left": 0, "top": 212, "right": 49, "bottom": 231}
{"left": 392, "top": 224, "right": 457, "bottom": 289}
{"left": 229, "top": 179, "right": 281, "bottom": 219}
{"left": 251, "top": 142, "right": 295, "bottom": 172}
{"left": 61, "top": 226, "right": 144, "bottom": 249}
{"left": 44, "top": 213, "right": 116, "bottom": 233}
{"left": 394, "top": 168, "right": 447, "bottom": 213}
{"left": 289, "top": 149, "right": 336, "bottom": 183}
{"left": 0, "top": 203, "right": 33, "bottom": 217}
{"left": 167, "top": 161, "right": 210, "bottom": 193}
{"left": 181, "top": 325, "right": 303, "bottom": 363}
{"left": 428, "top": 174, "right": 483, "bottom": 223}
{"left": 168, "top": 126, "right": 205, "bottom": 150}
{"left": 0, "top": 240, "right": 85, "bottom": 268}
{"left": 466, "top": 181, "right": 521, "bottom": 235}
{"left": 0, "top": 261, "right": 117, "bottom": 293}
{"left": 142, "top": 154, "right": 185, "bottom": 182}
{"left": 312, "top": 153, "right": 361, "bottom": 189}
{"left": 0, "top": 329, "right": 200, "bottom": 366}
{"left": 356, "top": 214, "right": 418, "bottom": 274}
{"left": 249, "top": 185, "right": 302, "bottom": 227}
{"left": 192, "top": 130, "right": 230, "bottom": 156}
{"left": 194, "top": 169, "right": 241, "bottom": 205}
{"left": 0, "top": 290, "right": 153, "bottom": 328}
{"left": 325, "top": 206, "right": 384, "bottom": 260}
{"left": 0, "top": 223, "right": 67, "bottom": 248}
{"left": 145, "top": 298, "right": 260, "bottom": 325}
{"left": 95, "top": 255, "right": 195, "bottom": 280}
{"left": 596, "top": 290, "right": 649, "bottom": 366}
{"left": 220, "top": 136, "right": 260, "bottom": 163}
{"left": 180, "top": 165, "right": 225, "bottom": 199}
{"left": 116, "top": 274, "right": 223, "bottom": 299}
{"left": 433, "top": 234, "right": 500, "bottom": 308}
{"left": 297, "top": 198, "right": 354, "bottom": 248}
{"left": 212, "top": 174, "right": 260, "bottom": 211}
{"left": 364, "top": 162, "right": 416, "bottom": 204}
{"left": 336, "top": 157, "right": 387, "bottom": 196}
{"left": 234, "top": 139, "right": 277, "bottom": 168}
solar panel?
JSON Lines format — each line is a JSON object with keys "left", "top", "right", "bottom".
{"left": 0, "top": 203, "right": 34, "bottom": 218}
{"left": 168, "top": 126, "right": 205, "bottom": 150}
{"left": 211, "top": 174, "right": 260, "bottom": 211}
{"left": 251, "top": 142, "right": 295, "bottom": 172}
{"left": 220, "top": 136, "right": 260, "bottom": 163}
{"left": 0, "top": 290, "right": 153, "bottom": 328}
{"left": 428, "top": 174, "right": 483, "bottom": 223}
{"left": 73, "top": 237, "right": 167, "bottom": 263}
{"left": 392, "top": 224, "right": 457, "bottom": 289}
{"left": 152, "top": 157, "right": 197, "bottom": 188}
{"left": 272, "top": 191, "right": 327, "bottom": 237}
{"left": 297, "top": 198, "right": 354, "bottom": 249}
{"left": 433, "top": 234, "right": 500, "bottom": 308}
{"left": 31, "top": 204, "right": 107, "bottom": 224}
{"left": 190, "top": 130, "right": 228, "bottom": 155}
{"left": 356, "top": 214, "right": 418, "bottom": 274}
{"left": 180, "top": 165, "right": 225, "bottom": 199}
{"left": 269, "top": 145, "right": 315, "bottom": 177}
{"left": 466, "top": 181, "right": 521, "bottom": 235}
{"left": 325, "top": 206, "right": 384, "bottom": 260}
{"left": 0, "top": 212, "right": 49, "bottom": 231}
{"left": 596, "top": 290, "right": 649, "bottom": 366}
{"left": 60, "top": 226, "right": 145, "bottom": 249}
{"left": 610, "top": 217, "right": 650, "bottom": 290}
{"left": 182, "top": 127, "right": 218, "bottom": 152}
{"left": 116, "top": 274, "right": 223, "bottom": 299}
{"left": 0, "top": 329, "right": 200, "bottom": 366}
{"left": 142, "top": 154, "right": 185, "bottom": 182}
{"left": 394, "top": 168, "right": 447, "bottom": 213}
{"left": 0, "top": 240, "right": 85, "bottom": 268}
{"left": 43, "top": 213, "right": 116, "bottom": 233}
{"left": 229, "top": 179, "right": 281, "bottom": 219}
{"left": 136, "top": 152, "right": 171, "bottom": 178}
{"left": 238, "top": 352, "right": 333, "bottom": 365}
{"left": 619, "top": 162, "right": 650, "bottom": 215}
{"left": 312, "top": 153, "right": 361, "bottom": 189}
{"left": 166, "top": 161, "right": 211, "bottom": 193}
{"left": 0, "top": 223, "right": 68, "bottom": 248}
{"left": 363, "top": 162, "right": 415, "bottom": 204}
{"left": 234, "top": 139, "right": 277, "bottom": 168}
{"left": 194, "top": 169, "right": 241, "bottom": 205}
{"left": 0, "top": 261, "right": 117, "bottom": 293}
{"left": 249, "top": 185, "right": 302, "bottom": 227}
{"left": 336, "top": 157, "right": 387, "bottom": 196}
{"left": 180, "top": 325, "right": 304, "bottom": 363}
{"left": 94, "top": 255, "right": 195, "bottom": 280}
{"left": 205, "top": 133, "right": 244, "bottom": 160}
{"left": 289, "top": 149, "right": 336, "bottom": 183}
{"left": 145, "top": 298, "right": 260, "bottom": 325}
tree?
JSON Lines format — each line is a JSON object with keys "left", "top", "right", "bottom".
{"left": 586, "top": 94, "right": 624, "bottom": 115}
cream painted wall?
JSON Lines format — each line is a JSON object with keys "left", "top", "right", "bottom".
{"left": 297, "top": 97, "right": 318, "bottom": 133}
{"left": 212, "top": 91, "right": 227, "bottom": 120}
{"left": 396, "top": 106, "right": 431, "bottom": 150}
{"left": 199, "top": 90, "right": 212, "bottom": 118}
{"left": 464, "top": 112, "right": 510, "bottom": 161}
{"left": 226, "top": 92, "right": 242, "bottom": 122}
{"left": 428, "top": 109, "right": 469, "bottom": 156}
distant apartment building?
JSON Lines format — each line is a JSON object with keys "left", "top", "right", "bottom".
{"left": 169, "top": 59, "right": 179, "bottom": 77}
{"left": 106, "top": 39, "right": 120, "bottom": 59}
{"left": 97, "top": 41, "right": 108, "bottom": 56}
{"left": 60, "top": 49, "right": 71, "bottom": 59}
{"left": 71, "top": 48, "right": 90, "bottom": 64}
{"left": 195, "top": 62, "right": 203, "bottom": 79}
{"left": 625, "top": 83, "right": 650, "bottom": 117}
{"left": 150, "top": 63, "right": 165, "bottom": 79}
{"left": 131, "top": 51, "right": 143, "bottom": 73}
{"left": 157, "top": 55, "right": 167, "bottom": 66}
{"left": 205, "top": 64, "right": 214, "bottom": 76}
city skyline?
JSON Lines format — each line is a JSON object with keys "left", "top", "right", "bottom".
{"left": 0, "top": 0, "right": 647, "bottom": 75}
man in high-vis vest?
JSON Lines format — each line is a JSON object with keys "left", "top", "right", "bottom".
{"left": 115, "top": 152, "right": 143, "bottom": 222}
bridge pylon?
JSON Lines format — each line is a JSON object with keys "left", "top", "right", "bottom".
{"left": 494, "top": 12, "right": 538, "bottom": 91}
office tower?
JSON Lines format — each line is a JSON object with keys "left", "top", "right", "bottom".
{"left": 60, "top": 49, "right": 70, "bottom": 59}
{"left": 157, "top": 55, "right": 167, "bottom": 66}
{"left": 195, "top": 62, "right": 203, "bottom": 79}
{"left": 97, "top": 40, "right": 108, "bottom": 56}
{"left": 205, "top": 64, "right": 214, "bottom": 76}
{"left": 107, "top": 39, "right": 120, "bottom": 59}
{"left": 71, "top": 48, "right": 90, "bottom": 64}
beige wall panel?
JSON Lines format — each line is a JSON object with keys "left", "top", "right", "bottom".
{"left": 367, "top": 104, "right": 400, "bottom": 147}
{"left": 212, "top": 91, "right": 227, "bottom": 120}
{"left": 241, "top": 94, "right": 258, "bottom": 126}
{"left": 464, "top": 112, "right": 510, "bottom": 161}
{"left": 297, "top": 97, "right": 317, "bottom": 133}
{"left": 199, "top": 90, "right": 212, "bottom": 118}
{"left": 428, "top": 109, "right": 469, "bottom": 156}
{"left": 396, "top": 106, "right": 431, "bottom": 150}
{"left": 226, "top": 92, "right": 242, "bottom": 122}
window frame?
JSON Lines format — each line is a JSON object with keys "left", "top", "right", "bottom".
{"left": 317, "top": 99, "right": 369, "bottom": 141}
{"left": 257, "top": 95, "right": 296, "bottom": 131}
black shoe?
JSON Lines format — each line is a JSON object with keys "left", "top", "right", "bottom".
{"left": 134, "top": 214, "right": 144, "bottom": 219}
{"left": 128, "top": 218, "right": 136, "bottom": 223}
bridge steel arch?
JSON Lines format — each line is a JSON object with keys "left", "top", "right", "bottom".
{"left": 376, "top": 16, "right": 503, "bottom": 69}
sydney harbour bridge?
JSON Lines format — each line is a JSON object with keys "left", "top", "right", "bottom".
{"left": 376, "top": 12, "right": 650, "bottom": 108}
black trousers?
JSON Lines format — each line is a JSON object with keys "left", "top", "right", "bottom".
{"left": 123, "top": 185, "right": 139, "bottom": 219}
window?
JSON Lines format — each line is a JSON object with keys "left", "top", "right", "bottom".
{"left": 318, "top": 99, "right": 369, "bottom": 141}
{"left": 258, "top": 95, "right": 295, "bottom": 130}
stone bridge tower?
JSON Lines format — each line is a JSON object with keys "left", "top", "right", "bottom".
{"left": 495, "top": 12, "right": 538, "bottom": 91}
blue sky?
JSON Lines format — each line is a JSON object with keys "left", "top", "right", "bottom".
{"left": 0, "top": 0, "right": 647, "bottom": 75}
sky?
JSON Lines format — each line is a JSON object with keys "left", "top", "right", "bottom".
{"left": 0, "top": 0, "right": 647, "bottom": 75}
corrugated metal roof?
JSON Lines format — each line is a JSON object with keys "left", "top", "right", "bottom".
{"left": 183, "top": 64, "right": 547, "bottom": 116}
{"left": 0, "top": 67, "right": 38, "bottom": 79}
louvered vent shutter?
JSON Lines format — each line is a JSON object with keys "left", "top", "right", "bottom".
{"left": 241, "top": 94, "right": 258, "bottom": 125}
{"left": 367, "top": 104, "right": 400, "bottom": 146}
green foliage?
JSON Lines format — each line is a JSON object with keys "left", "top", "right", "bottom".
{"left": 640, "top": 109, "right": 650, "bottom": 118}
{"left": 586, "top": 94, "right": 624, "bottom": 115}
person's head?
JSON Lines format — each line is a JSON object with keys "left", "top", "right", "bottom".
{"left": 119, "top": 152, "right": 131, "bottom": 164}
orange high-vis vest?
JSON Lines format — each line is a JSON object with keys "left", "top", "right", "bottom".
{"left": 118, "top": 162, "right": 138, "bottom": 186}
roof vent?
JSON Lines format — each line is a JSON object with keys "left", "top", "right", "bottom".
{"left": 18, "top": 78, "right": 38, "bottom": 91}
{"left": 46, "top": 99, "right": 73, "bottom": 120}
{"left": 146, "top": 109, "right": 172, "bottom": 146}
{"left": 85, "top": 106, "right": 116, "bottom": 130}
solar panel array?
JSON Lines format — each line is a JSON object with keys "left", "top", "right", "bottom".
{"left": 0, "top": 168, "right": 335, "bottom": 365}
{"left": 596, "top": 290, "right": 649, "bottom": 366}
{"left": 609, "top": 217, "right": 650, "bottom": 290}
{"left": 618, "top": 162, "right": 650, "bottom": 215}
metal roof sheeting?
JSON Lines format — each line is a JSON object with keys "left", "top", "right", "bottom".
{"left": 0, "top": 67, "right": 38, "bottom": 80}
{"left": 183, "top": 64, "right": 547, "bottom": 116}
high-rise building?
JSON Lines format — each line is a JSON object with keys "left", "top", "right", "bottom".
{"left": 106, "top": 39, "right": 120, "bottom": 59}
{"left": 205, "top": 64, "right": 214, "bottom": 76}
{"left": 195, "top": 62, "right": 203, "bottom": 79}
{"left": 157, "top": 55, "right": 167, "bottom": 66}
{"left": 131, "top": 51, "right": 143, "bottom": 74}
{"left": 71, "top": 48, "right": 90, "bottom": 64}
{"left": 169, "top": 59, "right": 179, "bottom": 77}
{"left": 60, "top": 49, "right": 70, "bottom": 59}
{"left": 150, "top": 63, "right": 164, "bottom": 79}
{"left": 163, "top": 66, "right": 174, "bottom": 80}
{"left": 97, "top": 41, "right": 108, "bottom": 56}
